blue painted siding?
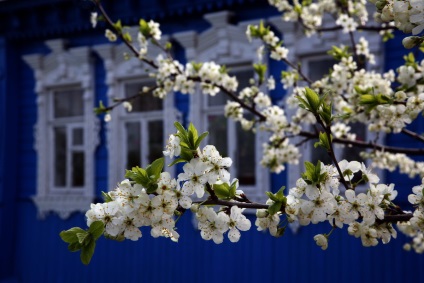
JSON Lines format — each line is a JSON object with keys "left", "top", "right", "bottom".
{"left": 1, "top": 1, "right": 424, "bottom": 283}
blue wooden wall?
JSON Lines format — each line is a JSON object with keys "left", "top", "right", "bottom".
{"left": 1, "top": 1, "right": 424, "bottom": 282}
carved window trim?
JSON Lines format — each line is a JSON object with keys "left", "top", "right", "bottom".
{"left": 94, "top": 33, "right": 178, "bottom": 189}
{"left": 23, "top": 39, "right": 99, "bottom": 219}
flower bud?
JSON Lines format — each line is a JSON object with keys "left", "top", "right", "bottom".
{"left": 375, "top": 0, "right": 387, "bottom": 11}
{"left": 402, "top": 36, "right": 422, "bottom": 49}
{"left": 256, "top": 209, "right": 268, "bottom": 218}
{"left": 313, "top": 234, "right": 328, "bottom": 250}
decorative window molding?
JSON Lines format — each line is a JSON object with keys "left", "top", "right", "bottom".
{"left": 268, "top": 11, "right": 385, "bottom": 193}
{"left": 23, "top": 39, "right": 99, "bottom": 219}
{"left": 174, "top": 12, "right": 269, "bottom": 203}
{"left": 94, "top": 32, "right": 178, "bottom": 189}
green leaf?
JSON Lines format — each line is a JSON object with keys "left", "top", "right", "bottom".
{"left": 179, "top": 147, "right": 194, "bottom": 161}
{"left": 268, "top": 201, "right": 282, "bottom": 215}
{"left": 139, "top": 19, "right": 150, "bottom": 37}
{"left": 188, "top": 123, "right": 198, "bottom": 141}
{"left": 174, "top": 122, "right": 187, "bottom": 136}
{"left": 122, "top": 32, "right": 132, "bottom": 42}
{"left": 168, "top": 157, "right": 187, "bottom": 167}
{"left": 165, "top": 42, "right": 173, "bottom": 50}
{"left": 102, "top": 191, "right": 113, "bottom": 203}
{"left": 229, "top": 179, "right": 238, "bottom": 199}
{"left": 68, "top": 242, "right": 82, "bottom": 252}
{"left": 89, "top": 221, "right": 105, "bottom": 241}
{"left": 304, "top": 88, "right": 320, "bottom": 112}
{"left": 146, "top": 183, "right": 158, "bottom": 194}
{"left": 275, "top": 187, "right": 286, "bottom": 202}
{"left": 125, "top": 166, "right": 150, "bottom": 186}
{"left": 146, "top": 157, "right": 164, "bottom": 181}
{"left": 94, "top": 100, "right": 107, "bottom": 115}
{"left": 76, "top": 232, "right": 90, "bottom": 245}
{"left": 266, "top": 191, "right": 280, "bottom": 203}
{"left": 253, "top": 63, "right": 267, "bottom": 84}
{"left": 194, "top": 131, "right": 209, "bottom": 149}
{"left": 113, "top": 20, "right": 123, "bottom": 33}
{"left": 80, "top": 239, "right": 96, "bottom": 265}
{"left": 213, "top": 183, "right": 231, "bottom": 199}
{"left": 60, "top": 227, "right": 86, "bottom": 243}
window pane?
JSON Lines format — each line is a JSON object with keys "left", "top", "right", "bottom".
{"left": 72, "top": 128, "right": 84, "bottom": 146}
{"left": 310, "top": 142, "right": 332, "bottom": 165}
{"left": 126, "top": 122, "right": 141, "bottom": 170}
{"left": 54, "top": 89, "right": 84, "bottom": 118}
{"left": 148, "top": 120, "right": 164, "bottom": 164}
{"left": 236, "top": 123, "right": 256, "bottom": 185}
{"left": 207, "top": 115, "right": 228, "bottom": 157}
{"left": 54, "top": 127, "right": 67, "bottom": 187}
{"left": 308, "top": 59, "right": 336, "bottom": 81}
{"left": 208, "top": 69, "right": 253, "bottom": 106}
{"left": 125, "top": 82, "right": 162, "bottom": 112}
{"left": 72, "top": 151, "right": 84, "bottom": 187}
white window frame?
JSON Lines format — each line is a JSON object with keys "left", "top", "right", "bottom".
{"left": 94, "top": 32, "right": 177, "bottom": 188}
{"left": 23, "top": 40, "right": 99, "bottom": 219}
{"left": 174, "top": 12, "right": 269, "bottom": 203}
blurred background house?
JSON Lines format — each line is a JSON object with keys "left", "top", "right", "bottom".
{"left": 0, "top": 0, "right": 423, "bottom": 282}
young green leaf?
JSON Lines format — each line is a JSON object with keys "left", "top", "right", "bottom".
{"left": 102, "top": 191, "right": 113, "bottom": 203}
{"left": 80, "top": 240, "right": 96, "bottom": 265}
{"left": 68, "top": 242, "right": 82, "bottom": 252}
{"left": 266, "top": 191, "right": 280, "bottom": 203}
{"left": 304, "top": 88, "right": 321, "bottom": 112}
{"left": 188, "top": 123, "right": 198, "bottom": 141}
{"left": 60, "top": 227, "right": 86, "bottom": 244}
{"left": 76, "top": 232, "right": 90, "bottom": 245}
{"left": 268, "top": 201, "right": 282, "bottom": 215}
{"left": 213, "top": 183, "right": 231, "bottom": 199}
{"left": 174, "top": 121, "right": 187, "bottom": 136}
{"left": 194, "top": 131, "right": 209, "bottom": 149}
{"left": 146, "top": 157, "right": 164, "bottom": 181}
{"left": 89, "top": 221, "right": 105, "bottom": 241}
{"left": 168, "top": 157, "right": 187, "bottom": 167}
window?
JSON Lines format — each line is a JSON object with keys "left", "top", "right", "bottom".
{"left": 122, "top": 81, "right": 164, "bottom": 170}
{"left": 203, "top": 68, "right": 257, "bottom": 186}
{"left": 23, "top": 40, "right": 98, "bottom": 219}
{"left": 51, "top": 89, "right": 85, "bottom": 189}
{"left": 94, "top": 40, "right": 178, "bottom": 188}
{"left": 174, "top": 11, "right": 270, "bottom": 202}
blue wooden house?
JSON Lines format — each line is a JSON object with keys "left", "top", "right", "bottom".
{"left": 0, "top": 0, "right": 423, "bottom": 282}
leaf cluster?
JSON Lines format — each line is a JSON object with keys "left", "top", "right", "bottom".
{"left": 213, "top": 179, "right": 238, "bottom": 200}
{"left": 314, "top": 132, "right": 332, "bottom": 151}
{"left": 169, "top": 122, "right": 208, "bottom": 166}
{"left": 297, "top": 88, "right": 331, "bottom": 124}
{"left": 327, "top": 45, "right": 350, "bottom": 60}
{"left": 301, "top": 161, "right": 327, "bottom": 187}
{"left": 265, "top": 187, "right": 286, "bottom": 215}
{"left": 357, "top": 86, "right": 392, "bottom": 113}
{"left": 59, "top": 221, "right": 104, "bottom": 265}
{"left": 125, "top": 157, "right": 164, "bottom": 194}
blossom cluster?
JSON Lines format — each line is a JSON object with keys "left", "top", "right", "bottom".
{"left": 268, "top": 0, "right": 369, "bottom": 35}
{"left": 270, "top": 160, "right": 399, "bottom": 248}
{"left": 85, "top": 131, "right": 253, "bottom": 244}
{"left": 397, "top": 178, "right": 424, "bottom": 253}
{"left": 376, "top": 0, "right": 424, "bottom": 35}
